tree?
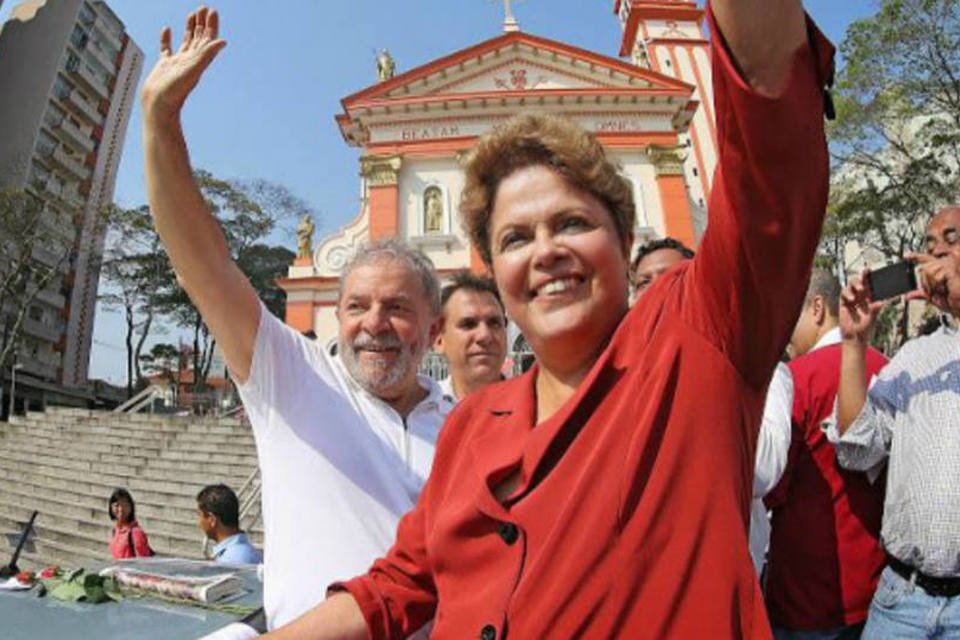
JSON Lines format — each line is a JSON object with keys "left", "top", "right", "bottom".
{"left": 98, "top": 171, "right": 313, "bottom": 397}
{"left": 822, "top": 0, "right": 960, "bottom": 346}
{"left": 238, "top": 243, "right": 296, "bottom": 319}
{"left": 138, "top": 341, "right": 181, "bottom": 375}
{"left": 99, "top": 205, "right": 173, "bottom": 396}
{"left": 157, "top": 170, "right": 314, "bottom": 391}
{"left": 0, "top": 188, "right": 82, "bottom": 375}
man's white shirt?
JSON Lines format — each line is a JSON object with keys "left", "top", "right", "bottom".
{"left": 236, "top": 304, "right": 453, "bottom": 630}
{"left": 749, "top": 362, "right": 794, "bottom": 574}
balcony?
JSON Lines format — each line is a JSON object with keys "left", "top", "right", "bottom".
{"left": 85, "top": 39, "right": 116, "bottom": 73}
{"left": 95, "top": 16, "right": 123, "bottom": 50}
{"left": 22, "top": 316, "right": 63, "bottom": 343}
{"left": 56, "top": 187, "right": 86, "bottom": 211}
{"left": 40, "top": 209, "right": 79, "bottom": 244}
{"left": 21, "top": 357, "right": 58, "bottom": 382}
{"left": 41, "top": 180, "right": 85, "bottom": 211}
{"left": 50, "top": 145, "right": 90, "bottom": 180}
{"left": 70, "top": 62, "right": 111, "bottom": 100}
{"left": 52, "top": 116, "right": 95, "bottom": 154}
{"left": 57, "top": 88, "right": 102, "bottom": 125}
{"left": 33, "top": 286, "right": 67, "bottom": 309}
{"left": 31, "top": 243, "right": 64, "bottom": 268}
{"left": 34, "top": 138, "right": 57, "bottom": 168}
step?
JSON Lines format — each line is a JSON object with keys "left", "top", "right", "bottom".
{"left": 165, "top": 439, "right": 257, "bottom": 456}
{"left": 0, "top": 456, "right": 250, "bottom": 498}
{"left": 9, "top": 420, "right": 185, "bottom": 441}
{"left": 0, "top": 457, "right": 134, "bottom": 487}
{"left": 1, "top": 446, "right": 253, "bottom": 480}
{"left": 142, "top": 458, "right": 255, "bottom": 477}
{"left": 0, "top": 449, "right": 146, "bottom": 476}
{"left": 11, "top": 440, "right": 157, "bottom": 467}
{"left": 157, "top": 448, "right": 258, "bottom": 465}
{"left": 6, "top": 428, "right": 169, "bottom": 451}
{"left": 23, "top": 410, "right": 241, "bottom": 432}
{"left": 134, "top": 468, "right": 252, "bottom": 490}
{"left": 15, "top": 415, "right": 252, "bottom": 442}
{"left": 8, "top": 425, "right": 177, "bottom": 449}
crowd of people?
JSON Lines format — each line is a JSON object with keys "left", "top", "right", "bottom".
{"left": 120, "top": 0, "right": 960, "bottom": 638}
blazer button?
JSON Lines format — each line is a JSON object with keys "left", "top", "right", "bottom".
{"left": 498, "top": 522, "right": 519, "bottom": 545}
{"left": 480, "top": 624, "right": 497, "bottom": 640}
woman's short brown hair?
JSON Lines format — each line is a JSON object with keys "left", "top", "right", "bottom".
{"left": 460, "top": 113, "right": 635, "bottom": 266}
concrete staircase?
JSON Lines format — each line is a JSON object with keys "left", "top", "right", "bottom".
{"left": 0, "top": 407, "right": 262, "bottom": 568}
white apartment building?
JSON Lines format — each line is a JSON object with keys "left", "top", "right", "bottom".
{"left": 0, "top": 0, "right": 142, "bottom": 386}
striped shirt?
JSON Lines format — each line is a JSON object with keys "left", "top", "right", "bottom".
{"left": 831, "top": 323, "right": 960, "bottom": 577}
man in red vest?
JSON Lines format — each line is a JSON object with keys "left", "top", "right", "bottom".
{"left": 765, "top": 269, "right": 888, "bottom": 640}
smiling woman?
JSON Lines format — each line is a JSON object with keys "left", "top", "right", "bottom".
{"left": 463, "top": 116, "right": 635, "bottom": 418}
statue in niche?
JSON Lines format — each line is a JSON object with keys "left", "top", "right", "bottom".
{"left": 296, "top": 214, "right": 315, "bottom": 259}
{"left": 424, "top": 187, "right": 444, "bottom": 234}
{"left": 376, "top": 49, "right": 396, "bottom": 82}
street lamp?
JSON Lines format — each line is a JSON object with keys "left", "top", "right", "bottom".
{"left": 8, "top": 362, "right": 24, "bottom": 420}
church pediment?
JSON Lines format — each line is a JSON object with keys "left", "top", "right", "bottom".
{"left": 338, "top": 32, "right": 697, "bottom": 146}
{"left": 345, "top": 32, "right": 691, "bottom": 104}
{"left": 421, "top": 54, "right": 607, "bottom": 95}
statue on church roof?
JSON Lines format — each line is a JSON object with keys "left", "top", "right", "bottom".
{"left": 376, "top": 49, "right": 396, "bottom": 82}
{"left": 296, "top": 214, "right": 315, "bottom": 259}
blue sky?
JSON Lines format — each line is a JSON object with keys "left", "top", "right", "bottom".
{"left": 1, "top": 0, "right": 879, "bottom": 384}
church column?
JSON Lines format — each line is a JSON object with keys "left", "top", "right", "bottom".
{"left": 285, "top": 296, "right": 315, "bottom": 333}
{"left": 360, "top": 155, "right": 403, "bottom": 240}
{"left": 650, "top": 146, "right": 696, "bottom": 248}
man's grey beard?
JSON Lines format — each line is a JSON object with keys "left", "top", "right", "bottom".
{"left": 340, "top": 330, "right": 429, "bottom": 397}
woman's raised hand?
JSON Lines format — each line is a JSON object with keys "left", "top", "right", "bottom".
{"left": 140, "top": 6, "right": 226, "bottom": 123}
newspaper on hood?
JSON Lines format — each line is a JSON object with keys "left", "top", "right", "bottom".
{"left": 99, "top": 566, "right": 244, "bottom": 603}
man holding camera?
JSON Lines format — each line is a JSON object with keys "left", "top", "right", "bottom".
{"left": 833, "top": 206, "right": 960, "bottom": 638}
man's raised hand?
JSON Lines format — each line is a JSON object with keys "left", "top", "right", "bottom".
{"left": 908, "top": 252, "right": 960, "bottom": 314}
{"left": 140, "top": 6, "right": 226, "bottom": 124}
{"left": 839, "top": 271, "right": 884, "bottom": 344}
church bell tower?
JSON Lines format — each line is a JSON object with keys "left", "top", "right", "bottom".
{"left": 614, "top": 1, "right": 716, "bottom": 239}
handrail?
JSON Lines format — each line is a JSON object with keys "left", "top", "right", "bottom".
{"left": 219, "top": 404, "right": 245, "bottom": 419}
{"left": 113, "top": 386, "right": 160, "bottom": 413}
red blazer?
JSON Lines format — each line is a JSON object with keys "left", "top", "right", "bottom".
{"left": 336, "top": 8, "right": 834, "bottom": 639}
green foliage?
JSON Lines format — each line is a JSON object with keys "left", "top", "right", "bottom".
{"left": 99, "top": 204, "right": 173, "bottom": 396}
{"left": 237, "top": 243, "right": 296, "bottom": 319}
{"left": 99, "top": 170, "right": 313, "bottom": 395}
{"left": 0, "top": 187, "right": 83, "bottom": 372}
{"left": 822, "top": 0, "right": 960, "bottom": 347}
{"left": 825, "top": 0, "right": 960, "bottom": 258}
{"left": 138, "top": 342, "right": 181, "bottom": 378}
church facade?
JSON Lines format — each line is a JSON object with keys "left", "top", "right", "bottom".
{"left": 279, "top": 1, "right": 715, "bottom": 352}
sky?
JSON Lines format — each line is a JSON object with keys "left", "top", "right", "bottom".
{"left": 1, "top": 0, "right": 879, "bottom": 385}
